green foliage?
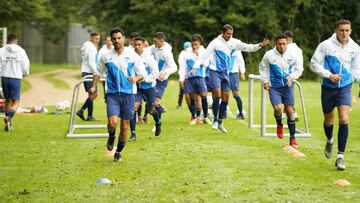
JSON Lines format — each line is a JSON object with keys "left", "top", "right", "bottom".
{"left": 2, "top": 0, "right": 360, "bottom": 78}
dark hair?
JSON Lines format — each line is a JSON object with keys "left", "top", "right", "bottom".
{"left": 335, "top": 19, "right": 351, "bottom": 28}
{"left": 283, "top": 31, "right": 294, "bottom": 39}
{"left": 134, "top": 36, "right": 146, "bottom": 42}
{"left": 153, "top": 32, "right": 165, "bottom": 40}
{"left": 274, "top": 34, "right": 287, "bottom": 42}
{"left": 222, "top": 24, "right": 233, "bottom": 33}
{"left": 110, "top": 27, "right": 125, "bottom": 37}
{"left": 130, "top": 32, "right": 140, "bottom": 39}
{"left": 90, "top": 32, "right": 100, "bottom": 37}
{"left": 7, "top": 33, "right": 17, "bottom": 43}
{"left": 191, "top": 34, "right": 203, "bottom": 42}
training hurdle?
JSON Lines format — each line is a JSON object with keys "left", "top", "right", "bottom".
{"left": 67, "top": 75, "right": 108, "bottom": 138}
{"left": 248, "top": 74, "right": 311, "bottom": 137}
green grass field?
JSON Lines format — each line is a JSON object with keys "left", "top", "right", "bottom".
{"left": 1, "top": 73, "right": 360, "bottom": 202}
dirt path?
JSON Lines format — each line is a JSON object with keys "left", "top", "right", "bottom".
{"left": 21, "top": 69, "right": 87, "bottom": 107}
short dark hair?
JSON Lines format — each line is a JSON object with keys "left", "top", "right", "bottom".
{"left": 335, "top": 19, "right": 351, "bottom": 28}
{"left": 134, "top": 36, "right": 146, "bottom": 42}
{"left": 110, "top": 27, "right": 125, "bottom": 37}
{"left": 90, "top": 32, "right": 100, "bottom": 37}
{"left": 222, "top": 24, "right": 233, "bottom": 33}
{"left": 274, "top": 34, "right": 288, "bottom": 42}
{"left": 130, "top": 32, "right": 140, "bottom": 39}
{"left": 153, "top": 32, "right": 165, "bottom": 40}
{"left": 191, "top": 34, "right": 203, "bottom": 43}
{"left": 283, "top": 31, "right": 294, "bottom": 39}
{"left": 7, "top": 33, "right": 17, "bottom": 43}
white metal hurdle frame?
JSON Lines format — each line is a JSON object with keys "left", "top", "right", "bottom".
{"left": 248, "top": 74, "right": 311, "bottom": 137}
{"left": 67, "top": 75, "right": 108, "bottom": 138}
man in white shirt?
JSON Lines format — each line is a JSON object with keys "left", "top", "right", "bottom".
{"left": 90, "top": 27, "right": 146, "bottom": 162}
{"left": 194, "top": 24, "right": 269, "bottom": 133}
{"left": 129, "top": 36, "right": 161, "bottom": 141}
{"left": 179, "top": 34, "right": 212, "bottom": 125}
{"left": 259, "top": 34, "right": 303, "bottom": 148}
{"left": 76, "top": 32, "right": 100, "bottom": 121}
{"left": 177, "top": 41, "right": 191, "bottom": 109}
{"left": 0, "top": 33, "right": 30, "bottom": 131}
{"left": 147, "top": 32, "right": 177, "bottom": 121}
{"left": 282, "top": 31, "right": 303, "bottom": 121}
{"left": 98, "top": 36, "right": 113, "bottom": 59}
{"left": 310, "top": 20, "right": 360, "bottom": 170}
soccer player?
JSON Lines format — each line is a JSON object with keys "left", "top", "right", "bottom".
{"left": 310, "top": 19, "right": 360, "bottom": 170}
{"left": 177, "top": 41, "right": 191, "bottom": 109}
{"left": 259, "top": 34, "right": 303, "bottom": 148}
{"left": 76, "top": 32, "right": 100, "bottom": 121}
{"left": 90, "top": 27, "right": 146, "bottom": 162}
{"left": 229, "top": 51, "right": 247, "bottom": 120}
{"left": 179, "top": 34, "right": 212, "bottom": 125}
{"left": 127, "top": 32, "right": 140, "bottom": 51}
{"left": 193, "top": 24, "right": 269, "bottom": 133}
{"left": 98, "top": 36, "right": 113, "bottom": 59}
{"left": 282, "top": 31, "right": 303, "bottom": 121}
{"left": 129, "top": 37, "right": 162, "bottom": 141}
{"left": 0, "top": 33, "right": 30, "bottom": 131}
{"left": 147, "top": 32, "right": 177, "bottom": 120}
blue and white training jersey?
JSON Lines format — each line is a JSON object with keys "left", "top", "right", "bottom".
{"left": 178, "top": 47, "right": 209, "bottom": 81}
{"left": 147, "top": 42, "right": 177, "bottom": 81}
{"left": 310, "top": 33, "right": 360, "bottom": 89}
{"left": 259, "top": 47, "right": 303, "bottom": 88}
{"left": 138, "top": 52, "right": 159, "bottom": 89}
{"left": 95, "top": 48, "right": 146, "bottom": 95}
{"left": 194, "top": 35, "right": 261, "bottom": 72}
{"left": 229, "top": 50, "right": 246, "bottom": 74}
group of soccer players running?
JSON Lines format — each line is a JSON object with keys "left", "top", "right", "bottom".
{"left": 81, "top": 19, "right": 360, "bottom": 171}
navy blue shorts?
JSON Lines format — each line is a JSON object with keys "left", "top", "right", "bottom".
{"left": 321, "top": 85, "right": 352, "bottom": 114}
{"left": 229, "top": 73, "right": 240, "bottom": 91}
{"left": 82, "top": 72, "right": 97, "bottom": 92}
{"left": 155, "top": 79, "right": 168, "bottom": 99}
{"left": 106, "top": 94, "right": 134, "bottom": 120}
{"left": 269, "top": 86, "right": 294, "bottom": 106}
{"left": 1, "top": 77, "right": 21, "bottom": 100}
{"left": 183, "top": 77, "right": 207, "bottom": 94}
{"left": 208, "top": 70, "right": 230, "bottom": 91}
{"left": 205, "top": 77, "right": 213, "bottom": 92}
{"left": 135, "top": 87, "right": 156, "bottom": 108}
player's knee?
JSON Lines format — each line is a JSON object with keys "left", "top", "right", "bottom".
{"left": 339, "top": 115, "right": 348, "bottom": 125}
{"left": 107, "top": 123, "right": 116, "bottom": 132}
{"left": 274, "top": 106, "right": 282, "bottom": 114}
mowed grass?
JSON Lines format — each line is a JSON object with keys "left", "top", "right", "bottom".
{"left": 1, "top": 78, "right": 360, "bottom": 202}
{"left": 21, "top": 63, "right": 79, "bottom": 93}
{"left": 44, "top": 72, "right": 71, "bottom": 90}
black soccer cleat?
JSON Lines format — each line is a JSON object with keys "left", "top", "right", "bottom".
{"left": 129, "top": 133, "right": 136, "bottom": 142}
{"left": 236, "top": 113, "right": 245, "bottom": 120}
{"left": 107, "top": 135, "right": 116, "bottom": 151}
{"left": 4, "top": 116, "right": 12, "bottom": 132}
{"left": 155, "top": 123, "right": 161, "bottom": 137}
{"left": 76, "top": 110, "right": 86, "bottom": 121}
{"left": 86, "top": 116, "right": 97, "bottom": 121}
{"left": 114, "top": 152, "right": 122, "bottom": 162}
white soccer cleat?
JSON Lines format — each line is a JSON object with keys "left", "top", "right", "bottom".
{"left": 212, "top": 121, "right": 218, "bottom": 130}
{"left": 218, "top": 124, "right": 227, "bottom": 133}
